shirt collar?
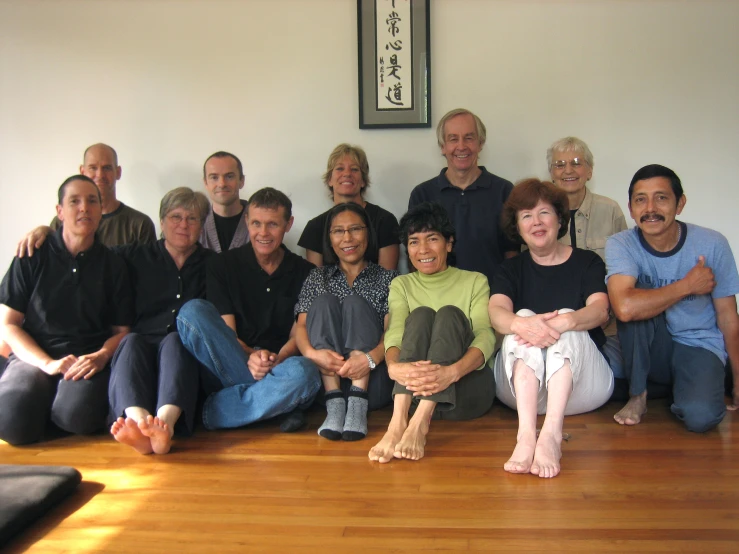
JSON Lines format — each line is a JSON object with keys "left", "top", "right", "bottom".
{"left": 50, "top": 226, "right": 102, "bottom": 259}
{"left": 437, "top": 166, "right": 491, "bottom": 191}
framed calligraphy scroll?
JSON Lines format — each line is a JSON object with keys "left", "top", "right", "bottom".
{"left": 357, "top": 0, "right": 431, "bottom": 129}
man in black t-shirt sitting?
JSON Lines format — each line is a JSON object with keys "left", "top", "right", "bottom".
{"left": 0, "top": 175, "right": 133, "bottom": 445}
{"left": 199, "top": 151, "right": 250, "bottom": 252}
{"left": 177, "top": 187, "right": 320, "bottom": 432}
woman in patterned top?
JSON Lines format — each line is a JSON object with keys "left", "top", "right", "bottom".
{"left": 295, "top": 203, "right": 398, "bottom": 441}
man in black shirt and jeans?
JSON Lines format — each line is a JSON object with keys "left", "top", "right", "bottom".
{"left": 177, "top": 187, "right": 320, "bottom": 431}
{"left": 0, "top": 175, "right": 133, "bottom": 445}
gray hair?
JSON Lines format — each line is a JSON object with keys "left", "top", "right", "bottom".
{"left": 546, "top": 136, "right": 594, "bottom": 169}
{"left": 436, "top": 108, "right": 487, "bottom": 149}
{"left": 159, "top": 187, "right": 210, "bottom": 223}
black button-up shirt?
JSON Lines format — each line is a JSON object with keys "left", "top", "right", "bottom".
{"left": 409, "top": 166, "right": 516, "bottom": 287}
{"left": 207, "top": 243, "right": 314, "bottom": 353}
{"left": 116, "top": 240, "right": 213, "bottom": 337}
{"left": 0, "top": 229, "right": 134, "bottom": 358}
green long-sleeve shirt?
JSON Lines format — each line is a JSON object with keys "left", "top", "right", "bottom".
{"left": 385, "top": 266, "right": 495, "bottom": 368}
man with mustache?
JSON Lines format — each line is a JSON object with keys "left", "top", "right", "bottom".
{"left": 606, "top": 164, "right": 739, "bottom": 431}
{"left": 200, "top": 151, "right": 249, "bottom": 252}
{"left": 408, "top": 108, "right": 518, "bottom": 287}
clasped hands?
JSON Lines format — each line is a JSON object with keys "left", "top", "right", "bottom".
{"left": 510, "top": 310, "right": 574, "bottom": 348}
{"left": 309, "top": 349, "right": 370, "bottom": 380}
{"left": 388, "top": 360, "right": 457, "bottom": 397}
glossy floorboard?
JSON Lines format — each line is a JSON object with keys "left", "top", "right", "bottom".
{"left": 2, "top": 400, "right": 737, "bottom": 553}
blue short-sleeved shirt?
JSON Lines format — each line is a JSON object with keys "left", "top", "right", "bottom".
{"left": 606, "top": 222, "right": 739, "bottom": 363}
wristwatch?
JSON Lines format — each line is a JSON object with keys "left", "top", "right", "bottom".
{"left": 364, "top": 352, "right": 376, "bottom": 370}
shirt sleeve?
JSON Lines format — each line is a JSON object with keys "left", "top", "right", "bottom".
{"left": 580, "top": 251, "right": 608, "bottom": 299}
{"left": 0, "top": 255, "right": 37, "bottom": 314}
{"left": 297, "top": 215, "right": 325, "bottom": 253}
{"left": 375, "top": 210, "right": 400, "bottom": 248}
{"left": 379, "top": 270, "right": 400, "bottom": 318}
{"left": 498, "top": 182, "right": 519, "bottom": 254}
{"left": 294, "top": 268, "right": 322, "bottom": 316}
{"left": 708, "top": 233, "right": 739, "bottom": 299}
{"left": 107, "top": 252, "right": 136, "bottom": 326}
{"left": 605, "top": 232, "right": 640, "bottom": 283}
{"left": 206, "top": 253, "right": 233, "bottom": 315}
{"left": 468, "top": 273, "right": 496, "bottom": 366}
{"left": 138, "top": 217, "right": 157, "bottom": 244}
{"left": 489, "top": 258, "right": 518, "bottom": 301}
{"left": 384, "top": 278, "right": 410, "bottom": 352}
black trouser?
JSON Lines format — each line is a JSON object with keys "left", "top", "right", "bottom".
{"left": 393, "top": 306, "right": 495, "bottom": 421}
{"left": 108, "top": 332, "right": 200, "bottom": 436}
{"left": 0, "top": 355, "right": 110, "bottom": 445}
{"left": 307, "top": 293, "right": 393, "bottom": 411}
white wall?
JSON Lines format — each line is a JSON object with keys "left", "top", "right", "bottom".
{"left": 1, "top": 0, "right": 738, "bottom": 270}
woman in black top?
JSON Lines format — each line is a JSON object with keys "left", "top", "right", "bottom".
{"left": 109, "top": 187, "right": 212, "bottom": 455}
{"left": 298, "top": 143, "right": 400, "bottom": 270}
{"left": 488, "top": 179, "right": 614, "bottom": 478}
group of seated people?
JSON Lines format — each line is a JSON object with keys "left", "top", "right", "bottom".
{"left": 1, "top": 108, "right": 737, "bottom": 480}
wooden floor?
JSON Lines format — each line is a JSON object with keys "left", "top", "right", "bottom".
{"left": 2, "top": 400, "right": 738, "bottom": 553}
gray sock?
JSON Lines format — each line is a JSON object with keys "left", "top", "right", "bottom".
{"left": 318, "top": 391, "right": 345, "bottom": 441}
{"left": 342, "top": 387, "right": 369, "bottom": 441}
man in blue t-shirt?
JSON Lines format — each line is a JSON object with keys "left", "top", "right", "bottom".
{"left": 606, "top": 164, "right": 739, "bottom": 432}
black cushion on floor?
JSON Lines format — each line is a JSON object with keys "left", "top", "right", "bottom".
{"left": 0, "top": 464, "right": 81, "bottom": 545}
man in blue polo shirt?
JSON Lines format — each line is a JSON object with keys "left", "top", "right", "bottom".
{"left": 606, "top": 164, "right": 739, "bottom": 432}
{"left": 408, "top": 108, "right": 518, "bottom": 287}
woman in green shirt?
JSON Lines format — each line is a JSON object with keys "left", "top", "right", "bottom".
{"left": 368, "top": 202, "right": 495, "bottom": 464}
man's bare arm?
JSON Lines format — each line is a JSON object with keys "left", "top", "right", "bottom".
{"left": 608, "top": 256, "right": 715, "bottom": 322}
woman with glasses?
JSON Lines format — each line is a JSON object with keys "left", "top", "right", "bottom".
{"left": 298, "top": 143, "right": 400, "bottom": 270}
{"left": 368, "top": 202, "right": 496, "bottom": 463}
{"left": 295, "top": 203, "right": 397, "bottom": 441}
{"left": 488, "top": 179, "right": 614, "bottom": 478}
{"left": 108, "top": 187, "right": 213, "bottom": 455}
{"left": 547, "top": 137, "right": 627, "bottom": 261}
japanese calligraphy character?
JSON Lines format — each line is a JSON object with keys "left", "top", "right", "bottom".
{"left": 386, "top": 83, "right": 403, "bottom": 106}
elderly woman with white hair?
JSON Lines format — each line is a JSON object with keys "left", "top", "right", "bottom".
{"left": 547, "top": 137, "right": 626, "bottom": 261}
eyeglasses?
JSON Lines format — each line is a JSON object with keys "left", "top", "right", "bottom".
{"left": 329, "top": 225, "right": 367, "bottom": 238}
{"left": 551, "top": 158, "right": 588, "bottom": 170}
{"left": 167, "top": 214, "right": 200, "bottom": 226}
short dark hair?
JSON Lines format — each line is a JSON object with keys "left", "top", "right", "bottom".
{"left": 399, "top": 202, "right": 456, "bottom": 246}
{"left": 203, "top": 151, "right": 244, "bottom": 179}
{"left": 247, "top": 187, "right": 292, "bottom": 221}
{"left": 628, "top": 164, "right": 683, "bottom": 205}
{"left": 501, "top": 178, "right": 570, "bottom": 244}
{"left": 58, "top": 174, "right": 100, "bottom": 205}
{"left": 322, "top": 203, "right": 378, "bottom": 265}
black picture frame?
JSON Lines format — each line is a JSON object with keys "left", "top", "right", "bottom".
{"left": 357, "top": 0, "right": 431, "bottom": 129}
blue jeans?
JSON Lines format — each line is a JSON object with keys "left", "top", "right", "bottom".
{"left": 176, "top": 299, "right": 320, "bottom": 430}
{"left": 618, "top": 314, "right": 726, "bottom": 432}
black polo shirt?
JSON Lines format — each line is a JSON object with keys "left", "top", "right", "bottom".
{"left": 409, "top": 166, "right": 516, "bottom": 287}
{"left": 0, "top": 229, "right": 134, "bottom": 359}
{"left": 207, "top": 243, "right": 314, "bottom": 353}
{"left": 116, "top": 240, "right": 213, "bottom": 337}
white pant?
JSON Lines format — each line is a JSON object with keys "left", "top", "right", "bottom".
{"left": 494, "top": 309, "right": 614, "bottom": 416}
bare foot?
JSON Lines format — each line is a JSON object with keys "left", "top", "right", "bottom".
{"left": 504, "top": 432, "right": 536, "bottom": 474}
{"left": 530, "top": 432, "right": 562, "bottom": 478}
{"left": 614, "top": 391, "right": 648, "bottom": 425}
{"left": 393, "top": 419, "right": 430, "bottom": 461}
{"left": 369, "top": 421, "right": 406, "bottom": 463}
{"left": 139, "top": 415, "right": 173, "bottom": 455}
{"left": 111, "top": 417, "right": 153, "bottom": 455}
